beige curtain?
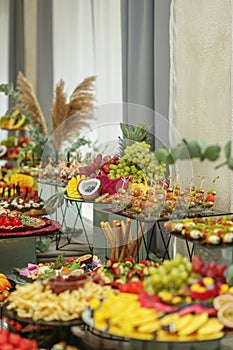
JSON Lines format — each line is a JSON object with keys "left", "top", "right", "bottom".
{"left": 170, "top": 0, "right": 232, "bottom": 212}
{"left": 169, "top": 0, "right": 233, "bottom": 263}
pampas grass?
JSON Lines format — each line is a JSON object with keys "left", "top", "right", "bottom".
{"left": 16, "top": 71, "right": 48, "bottom": 134}
{"left": 51, "top": 75, "right": 96, "bottom": 152}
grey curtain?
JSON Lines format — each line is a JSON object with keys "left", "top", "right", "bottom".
{"left": 121, "top": 0, "right": 171, "bottom": 148}
{"left": 37, "top": 0, "right": 53, "bottom": 131}
{"left": 121, "top": 0, "right": 171, "bottom": 257}
{"left": 9, "top": 0, "right": 25, "bottom": 87}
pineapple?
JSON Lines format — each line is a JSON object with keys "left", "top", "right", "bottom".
{"left": 118, "top": 122, "right": 152, "bottom": 157}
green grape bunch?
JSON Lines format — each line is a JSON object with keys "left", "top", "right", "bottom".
{"left": 143, "top": 253, "right": 198, "bottom": 294}
{"left": 108, "top": 141, "right": 167, "bottom": 183}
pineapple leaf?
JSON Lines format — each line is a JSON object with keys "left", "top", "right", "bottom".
{"left": 118, "top": 122, "right": 152, "bottom": 156}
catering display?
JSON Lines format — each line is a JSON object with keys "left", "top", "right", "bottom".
{"left": 15, "top": 253, "right": 100, "bottom": 281}
{"left": 0, "top": 209, "right": 59, "bottom": 238}
{"left": 2, "top": 253, "right": 233, "bottom": 347}
{"left": 164, "top": 216, "right": 233, "bottom": 246}
{"left": 79, "top": 254, "right": 233, "bottom": 342}
{"left": 5, "top": 279, "right": 112, "bottom": 323}
{"left": 1, "top": 75, "right": 233, "bottom": 349}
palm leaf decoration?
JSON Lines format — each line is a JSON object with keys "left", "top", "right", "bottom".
{"left": 16, "top": 71, "right": 48, "bottom": 134}
{"left": 51, "top": 76, "right": 96, "bottom": 152}
{"left": 118, "top": 122, "right": 152, "bottom": 156}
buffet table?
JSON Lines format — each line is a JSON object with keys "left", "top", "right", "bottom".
{"left": 0, "top": 218, "right": 60, "bottom": 275}
{"left": 106, "top": 207, "right": 233, "bottom": 263}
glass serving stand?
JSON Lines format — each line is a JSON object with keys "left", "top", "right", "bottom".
{"left": 1, "top": 301, "right": 83, "bottom": 348}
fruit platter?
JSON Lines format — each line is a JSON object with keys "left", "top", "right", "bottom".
{"left": 3, "top": 253, "right": 233, "bottom": 344}
{"left": 164, "top": 216, "right": 233, "bottom": 246}
{"left": 60, "top": 152, "right": 217, "bottom": 221}
{"left": 80, "top": 254, "right": 233, "bottom": 343}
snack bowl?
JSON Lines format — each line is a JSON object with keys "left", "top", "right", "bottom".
{"left": 43, "top": 274, "right": 90, "bottom": 294}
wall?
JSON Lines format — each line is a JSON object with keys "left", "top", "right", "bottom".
{"left": 169, "top": 0, "right": 232, "bottom": 212}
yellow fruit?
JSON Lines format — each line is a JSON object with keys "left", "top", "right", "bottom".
{"left": 178, "top": 313, "right": 209, "bottom": 336}
{"left": 8, "top": 111, "right": 27, "bottom": 129}
{"left": 197, "top": 317, "right": 223, "bottom": 335}
{"left": 137, "top": 321, "right": 160, "bottom": 333}
{"left": 219, "top": 284, "right": 230, "bottom": 294}
{"left": 196, "top": 331, "right": 224, "bottom": 341}
{"left": 66, "top": 177, "right": 82, "bottom": 199}
{"left": 10, "top": 173, "right": 34, "bottom": 188}
{"left": 173, "top": 314, "right": 193, "bottom": 332}
{"left": 160, "top": 313, "right": 179, "bottom": 326}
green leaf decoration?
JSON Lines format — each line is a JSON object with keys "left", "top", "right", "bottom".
{"left": 154, "top": 148, "right": 170, "bottom": 162}
{"left": 43, "top": 189, "right": 65, "bottom": 211}
{"left": 227, "top": 158, "right": 233, "bottom": 169}
{"left": 203, "top": 145, "right": 221, "bottom": 161}
{"left": 225, "top": 141, "right": 231, "bottom": 159}
{"left": 183, "top": 139, "right": 202, "bottom": 158}
{"left": 195, "top": 138, "right": 208, "bottom": 151}
{"left": 166, "top": 153, "right": 175, "bottom": 164}
{"left": 170, "top": 143, "right": 190, "bottom": 160}
{"left": 118, "top": 122, "right": 152, "bottom": 156}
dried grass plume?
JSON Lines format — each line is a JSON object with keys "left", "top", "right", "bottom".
{"left": 16, "top": 71, "right": 48, "bottom": 134}
{"left": 51, "top": 75, "right": 96, "bottom": 152}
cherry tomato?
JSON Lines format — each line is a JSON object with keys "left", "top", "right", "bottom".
{"left": 11, "top": 217, "right": 22, "bottom": 227}
{"left": 2, "top": 217, "right": 11, "bottom": 226}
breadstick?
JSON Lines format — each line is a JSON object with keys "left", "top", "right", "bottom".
{"left": 119, "top": 218, "right": 133, "bottom": 260}
{"left": 131, "top": 222, "right": 146, "bottom": 258}
{"left": 105, "top": 221, "right": 116, "bottom": 259}
{"left": 100, "top": 221, "right": 114, "bottom": 259}
{"left": 113, "top": 220, "right": 122, "bottom": 260}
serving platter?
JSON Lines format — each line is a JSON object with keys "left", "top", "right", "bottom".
{"left": 2, "top": 301, "right": 83, "bottom": 327}
{"left": 81, "top": 308, "right": 228, "bottom": 344}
